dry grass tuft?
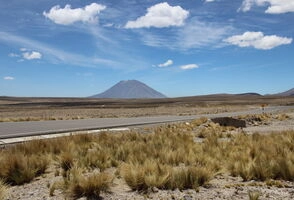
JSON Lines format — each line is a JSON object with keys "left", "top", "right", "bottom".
{"left": 60, "top": 151, "right": 75, "bottom": 172}
{"left": 67, "top": 168, "right": 113, "bottom": 199}
{"left": 227, "top": 132, "right": 294, "bottom": 181}
{"left": 120, "top": 160, "right": 171, "bottom": 191}
{"left": 248, "top": 190, "right": 261, "bottom": 200}
{"left": 0, "top": 152, "right": 49, "bottom": 185}
{"left": 0, "top": 180, "right": 7, "bottom": 200}
{"left": 167, "top": 166, "right": 211, "bottom": 190}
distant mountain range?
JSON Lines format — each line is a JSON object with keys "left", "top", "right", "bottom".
{"left": 90, "top": 81, "right": 294, "bottom": 99}
{"left": 91, "top": 80, "right": 166, "bottom": 99}
{"left": 274, "top": 88, "right": 294, "bottom": 96}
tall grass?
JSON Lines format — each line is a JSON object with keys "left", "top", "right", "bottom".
{"left": 0, "top": 119, "right": 293, "bottom": 196}
{"left": 0, "top": 179, "right": 7, "bottom": 200}
{"left": 227, "top": 132, "right": 294, "bottom": 181}
{"left": 0, "top": 152, "right": 49, "bottom": 185}
{"left": 66, "top": 167, "right": 113, "bottom": 199}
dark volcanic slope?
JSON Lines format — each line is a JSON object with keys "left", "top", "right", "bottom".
{"left": 91, "top": 80, "right": 167, "bottom": 99}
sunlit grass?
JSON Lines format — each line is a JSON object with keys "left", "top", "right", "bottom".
{"left": 0, "top": 179, "right": 7, "bottom": 200}
{"left": 0, "top": 117, "right": 293, "bottom": 197}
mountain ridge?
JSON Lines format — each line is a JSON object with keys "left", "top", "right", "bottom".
{"left": 274, "top": 88, "right": 294, "bottom": 96}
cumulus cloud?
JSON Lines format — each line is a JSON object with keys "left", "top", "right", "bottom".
{"left": 158, "top": 59, "right": 173, "bottom": 67}
{"left": 3, "top": 76, "right": 15, "bottom": 80}
{"left": 180, "top": 64, "right": 199, "bottom": 70}
{"left": 205, "top": 0, "right": 216, "bottom": 2}
{"left": 224, "top": 31, "right": 292, "bottom": 50}
{"left": 43, "top": 3, "right": 106, "bottom": 25}
{"left": 8, "top": 48, "right": 42, "bottom": 60}
{"left": 125, "top": 2, "right": 189, "bottom": 28}
{"left": 239, "top": 0, "right": 294, "bottom": 14}
{"left": 22, "top": 51, "right": 42, "bottom": 60}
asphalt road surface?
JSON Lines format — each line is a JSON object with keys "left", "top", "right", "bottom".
{"left": 0, "top": 106, "right": 293, "bottom": 139}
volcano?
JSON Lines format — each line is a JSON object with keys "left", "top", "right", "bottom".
{"left": 91, "top": 80, "right": 167, "bottom": 99}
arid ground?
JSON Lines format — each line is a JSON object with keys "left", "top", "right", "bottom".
{"left": 1, "top": 95, "right": 293, "bottom": 121}
{"left": 1, "top": 95, "right": 294, "bottom": 200}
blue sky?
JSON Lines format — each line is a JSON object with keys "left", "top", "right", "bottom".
{"left": 0, "top": 0, "right": 293, "bottom": 97}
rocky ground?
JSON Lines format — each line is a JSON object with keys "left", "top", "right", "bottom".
{"left": 5, "top": 166, "right": 294, "bottom": 200}
{"left": 3, "top": 111, "right": 294, "bottom": 200}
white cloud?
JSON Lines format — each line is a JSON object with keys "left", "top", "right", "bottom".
{"left": 0, "top": 31, "right": 118, "bottom": 68}
{"left": 239, "top": 0, "right": 294, "bottom": 14}
{"left": 205, "top": 0, "right": 216, "bottom": 2}
{"left": 3, "top": 76, "right": 15, "bottom": 80}
{"left": 22, "top": 51, "right": 42, "bottom": 60}
{"left": 139, "top": 19, "right": 232, "bottom": 50}
{"left": 20, "top": 47, "right": 27, "bottom": 52}
{"left": 9, "top": 49, "right": 42, "bottom": 60}
{"left": 158, "top": 59, "right": 173, "bottom": 67}
{"left": 8, "top": 53, "right": 19, "bottom": 57}
{"left": 180, "top": 64, "right": 199, "bottom": 70}
{"left": 43, "top": 3, "right": 106, "bottom": 25}
{"left": 224, "top": 31, "right": 292, "bottom": 50}
{"left": 125, "top": 2, "right": 189, "bottom": 28}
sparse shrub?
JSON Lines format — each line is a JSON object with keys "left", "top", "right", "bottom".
{"left": 248, "top": 190, "right": 261, "bottom": 200}
{"left": 120, "top": 162, "right": 147, "bottom": 191}
{"left": 121, "top": 160, "right": 212, "bottom": 191}
{"left": 60, "top": 151, "right": 74, "bottom": 172}
{"left": 0, "top": 153, "right": 49, "bottom": 185}
{"left": 82, "top": 149, "right": 113, "bottom": 171}
{"left": 167, "top": 166, "right": 211, "bottom": 190}
{"left": 68, "top": 170, "right": 113, "bottom": 199}
{"left": 120, "top": 159, "right": 172, "bottom": 191}
{"left": 227, "top": 132, "right": 294, "bottom": 181}
{"left": 49, "top": 182, "right": 56, "bottom": 196}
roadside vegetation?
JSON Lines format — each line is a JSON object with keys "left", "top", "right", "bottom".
{"left": 0, "top": 115, "right": 293, "bottom": 199}
{"left": 0, "top": 180, "right": 7, "bottom": 200}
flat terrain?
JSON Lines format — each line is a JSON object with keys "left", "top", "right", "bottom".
{"left": 0, "top": 105, "right": 293, "bottom": 139}
{"left": 1, "top": 95, "right": 294, "bottom": 121}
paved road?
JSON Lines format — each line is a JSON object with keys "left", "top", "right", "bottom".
{"left": 0, "top": 106, "right": 293, "bottom": 139}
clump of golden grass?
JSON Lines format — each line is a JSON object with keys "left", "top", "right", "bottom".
{"left": 0, "top": 152, "right": 49, "bottom": 185}
{"left": 228, "top": 132, "right": 294, "bottom": 181}
{"left": 65, "top": 167, "right": 113, "bottom": 199}
{"left": 120, "top": 159, "right": 171, "bottom": 191}
{"left": 248, "top": 190, "right": 261, "bottom": 200}
{"left": 120, "top": 160, "right": 211, "bottom": 192}
{"left": 167, "top": 166, "right": 211, "bottom": 190}
{"left": 0, "top": 179, "right": 7, "bottom": 200}
{"left": 60, "top": 151, "right": 75, "bottom": 173}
